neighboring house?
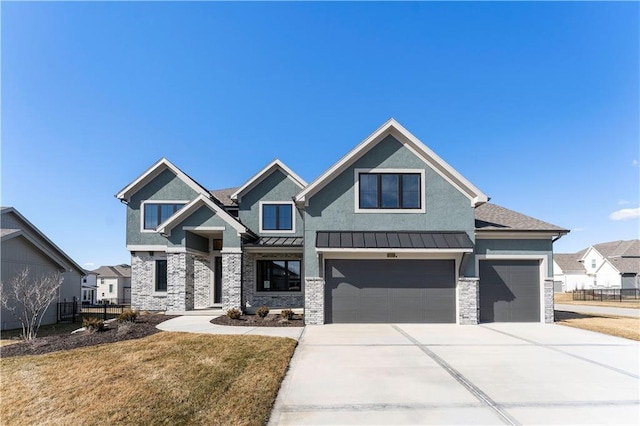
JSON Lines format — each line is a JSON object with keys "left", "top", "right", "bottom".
{"left": 82, "top": 270, "right": 98, "bottom": 304}
{"left": 93, "top": 265, "right": 132, "bottom": 304}
{"left": 554, "top": 240, "right": 640, "bottom": 291}
{"left": 1, "top": 207, "right": 85, "bottom": 330}
{"left": 116, "top": 119, "right": 569, "bottom": 325}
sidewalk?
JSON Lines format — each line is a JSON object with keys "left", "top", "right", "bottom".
{"left": 156, "top": 315, "right": 305, "bottom": 340}
{"left": 555, "top": 303, "right": 640, "bottom": 318}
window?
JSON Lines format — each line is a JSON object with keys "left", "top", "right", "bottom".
{"left": 257, "top": 260, "right": 301, "bottom": 292}
{"left": 101, "top": 278, "right": 105, "bottom": 284}
{"left": 108, "top": 284, "right": 113, "bottom": 293}
{"left": 143, "top": 203, "right": 185, "bottom": 230}
{"left": 358, "top": 173, "right": 421, "bottom": 209}
{"left": 261, "top": 203, "right": 293, "bottom": 231}
{"left": 591, "top": 259, "right": 596, "bottom": 268}
{"left": 155, "top": 259, "right": 168, "bottom": 292}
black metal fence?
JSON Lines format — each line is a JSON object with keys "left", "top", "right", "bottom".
{"left": 572, "top": 289, "right": 640, "bottom": 302}
{"left": 58, "top": 301, "right": 130, "bottom": 323}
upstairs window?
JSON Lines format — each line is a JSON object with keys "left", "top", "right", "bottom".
{"left": 257, "top": 260, "right": 301, "bottom": 292}
{"left": 358, "top": 172, "right": 421, "bottom": 209}
{"left": 261, "top": 203, "right": 293, "bottom": 232}
{"left": 143, "top": 203, "right": 185, "bottom": 230}
{"left": 591, "top": 259, "right": 596, "bottom": 268}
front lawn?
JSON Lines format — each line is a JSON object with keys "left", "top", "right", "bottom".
{"left": 555, "top": 310, "right": 640, "bottom": 341}
{"left": 1, "top": 332, "right": 297, "bottom": 425}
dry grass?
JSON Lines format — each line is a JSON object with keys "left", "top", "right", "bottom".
{"left": 554, "top": 292, "right": 640, "bottom": 309}
{"left": 1, "top": 332, "right": 297, "bottom": 425}
{"left": 555, "top": 311, "right": 640, "bottom": 341}
{"left": 0, "top": 323, "right": 81, "bottom": 347}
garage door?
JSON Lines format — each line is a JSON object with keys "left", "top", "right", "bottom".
{"left": 479, "top": 260, "right": 540, "bottom": 322}
{"left": 324, "top": 259, "right": 456, "bottom": 323}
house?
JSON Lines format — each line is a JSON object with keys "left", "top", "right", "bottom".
{"left": 1, "top": 207, "right": 85, "bottom": 330}
{"left": 82, "top": 270, "right": 98, "bottom": 304}
{"left": 116, "top": 119, "right": 569, "bottom": 324}
{"left": 554, "top": 240, "right": 640, "bottom": 291}
{"left": 93, "top": 265, "right": 132, "bottom": 304}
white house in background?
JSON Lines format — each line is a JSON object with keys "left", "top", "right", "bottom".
{"left": 553, "top": 240, "right": 640, "bottom": 291}
{"left": 81, "top": 270, "right": 98, "bottom": 304}
{"left": 93, "top": 265, "right": 132, "bottom": 304}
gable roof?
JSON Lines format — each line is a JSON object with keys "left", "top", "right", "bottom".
{"left": 230, "top": 159, "right": 307, "bottom": 202}
{"left": 1, "top": 207, "right": 85, "bottom": 274}
{"left": 92, "top": 264, "right": 131, "bottom": 278}
{"left": 590, "top": 240, "right": 640, "bottom": 258}
{"left": 115, "top": 158, "right": 219, "bottom": 203}
{"left": 608, "top": 257, "right": 640, "bottom": 274}
{"left": 553, "top": 254, "right": 586, "bottom": 273}
{"left": 295, "top": 118, "right": 489, "bottom": 207}
{"left": 475, "top": 203, "right": 569, "bottom": 233}
{"left": 156, "top": 194, "right": 248, "bottom": 236}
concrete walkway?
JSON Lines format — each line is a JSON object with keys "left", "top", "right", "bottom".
{"left": 156, "top": 315, "right": 304, "bottom": 340}
{"left": 269, "top": 323, "right": 640, "bottom": 425}
{"left": 556, "top": 303, "right": 640, "bottom": 318}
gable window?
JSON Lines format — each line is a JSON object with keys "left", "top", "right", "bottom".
{"left": 256, "top": 260, "right": 301, "bottom": 292}
{"left": 260, "top": 202, "right": 294, "bottom": 232}
{"left": 591, "top": 259, "right": 596, "bottom": 268}
{"left": 143, "top": 203, "right": 185, "bottom": 230}
{"left": 358, "top": 172, "right": 421, "bottom": 209}
{"left": 155, "top": 259, "right": 168, "bottom": 292}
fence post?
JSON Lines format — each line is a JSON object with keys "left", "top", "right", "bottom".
{"left": 103, "top": 304, "right": 107, "bottom": 321}
{"left": 72, "top": 301, "right": 77, "bottom": 324}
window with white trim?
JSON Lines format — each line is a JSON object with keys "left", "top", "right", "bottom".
{"left": 591, "top": 259, "right": 596, "bottom": 268}
{"left": 261, "top": 203, "right": 293, "bottom": 231}
{"left": 143, "top": 203, "right": 185, "bottom": 230}
{"left": 358, "top": 172, "right": 421, "bottom": 209}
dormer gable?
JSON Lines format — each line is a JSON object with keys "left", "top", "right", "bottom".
{"left": 295, "top": 118, "right": 489, "bottom": 207}
{"left": 231, "top": 159, "right": 307, "bottom": 203}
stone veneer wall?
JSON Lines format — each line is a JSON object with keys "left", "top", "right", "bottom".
{"left": 166, "top": 253, "right": 195, "bottom": 312}
{"left": 242, "top": 252, "right": 304, "bottom": 310}
{"left": 304, "top": 277, "right": 325, "bottom": 325}
{"left": 544, "top": 278, "right": 554, "bottom": 323}
{"left": 458, "top": 277, "right": 479, "bottom": 325}
{"left": 221, "top": 251, "right": 242, "bottom": 310}
{"left": 193, "top": 255, "right": 212, "bottom": 309}
{"left": 131, "top": 253, "right": 167, "bottom": 311}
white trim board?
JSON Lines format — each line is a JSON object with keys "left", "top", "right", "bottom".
{"left": 258, "top": 201, "right": 296, "bottom": 234}
{"left": 231, "top": 159, "right": 307, "bottom": 202}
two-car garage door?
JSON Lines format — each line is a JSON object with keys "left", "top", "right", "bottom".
{"left": 324, "top": 259, "right": 456, "bottom": 323}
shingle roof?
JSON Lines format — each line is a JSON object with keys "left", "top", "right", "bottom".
{"left": 609, "top": 257, "right": 640, "bottom": 274}
{"left": 316, "top": 231, "right": 474, "bottom": 250}
{"left": 592, "top": 240, "right": 640, "bottom": 258}
{"left": 475, "top": 203, "right": 568, "bottom": 232}
{"left": 209, "top": 187, "right": 239, "bottom": 207}
{"left": 0, "top": 228, "right": 20, "bottom": 239}
{"left": 92, "top": 264, "right": 131, "bottom": 278}
{"left": 553, "top": 254, "right": 586, "bottom": 272}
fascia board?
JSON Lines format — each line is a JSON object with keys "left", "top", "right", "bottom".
{"left": 115, "top": 158, "right": 209, "bottom": 202}
{"left": 231, "top": 159, "right": 307, "bottom": 202}
{"left": 475, "top": 231, "right": 563, "bottom": 239}
{"left": 295, "top": 118, "right": 488, "bottom": 206}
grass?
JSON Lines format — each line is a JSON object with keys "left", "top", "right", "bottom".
{"left": 554, "top": 292, "right": 640, "bottom": 309}
{"left": 555, "top": 311, "right": 640, "bottom": 341}
{"left": 1, "top": 332, "right": 297, "bottom": 425}
{"left": 0, "top": 323, "right": 81, "bottom": 347}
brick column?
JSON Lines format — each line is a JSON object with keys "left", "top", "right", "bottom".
{"left": 544, "top": 278, "right": 554, "bottom": 323}
{"left": 304, "top": 277, "right": 325, "bottom": 325}
{"left": 458, "top": 277, "right": 479, "bottom": 325}
{"left": 221, "top": 250, "right": 242, "bottom": 311}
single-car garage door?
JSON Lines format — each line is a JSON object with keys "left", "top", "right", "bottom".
{"left": 479, "top": 260, "right": 540, "bottom": 322}
{"left": 324, "top": 259, "right": 456, "bottom": 323}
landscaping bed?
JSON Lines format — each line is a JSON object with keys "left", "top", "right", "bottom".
{"left": 0, "top": 313, "right": 176, "bottom": 358}
{"left": 211, "top": 313, "right": 304, "bottom": 327}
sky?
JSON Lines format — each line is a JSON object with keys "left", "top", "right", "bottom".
{"left": 2, "top": 1, "right": 638, "bottom": 269}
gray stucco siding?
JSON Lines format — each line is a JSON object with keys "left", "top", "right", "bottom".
{"left": 238, "top": 169, "right": 303, "bottom": 237}
{"left": 126, "top": 169, "right": 199, "bottom": 246}
{"left": 303, "top": 135, "right": 475, "bottom": 276}
{"left": 165, "top": 205, "right": 241, "bottom": 248}
{"left": 474, "top": 238, "right": 554, "bottom": 277}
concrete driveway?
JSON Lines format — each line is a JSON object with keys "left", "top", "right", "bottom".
{"left": 269, "top": 323, "right": 640, "bottom": 425}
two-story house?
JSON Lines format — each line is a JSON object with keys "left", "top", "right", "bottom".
{"left": 93, "top": 265, "right": 132, "bottom": 304}
{"left": 116, "top": 119, "right": 568, "bottom": 324}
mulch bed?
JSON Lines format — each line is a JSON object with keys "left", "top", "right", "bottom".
{"left": 211, "top": 313, "right": 304, "bottom": 327}
{"left": 0, "top": 314, "right": 177, "bottom": 358}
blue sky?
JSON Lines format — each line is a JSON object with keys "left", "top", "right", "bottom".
{"left": 2, "top": 1, "right": 638, "bottom": 269}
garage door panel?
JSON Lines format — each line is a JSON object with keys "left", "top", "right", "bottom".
{"left": 325, "top": 259, "right": 455, "bottom": 323}
{"left": 479, "top": 260, "right": 540, "bottom": 323}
